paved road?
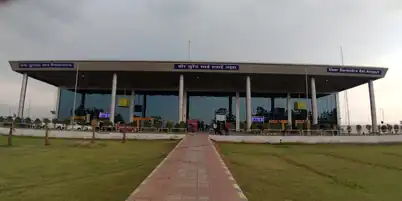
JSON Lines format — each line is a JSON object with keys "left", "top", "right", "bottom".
{"left": 126, "top": 134, "right": 247, "bottom": 201}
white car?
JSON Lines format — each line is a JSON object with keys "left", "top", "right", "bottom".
{"left": 68, "top": 123, "right": 92, "bottom": 131}
{"left": 41, "top": 123, "right": 65, "bottom": 130}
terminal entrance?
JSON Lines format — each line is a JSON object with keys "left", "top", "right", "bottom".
{"left": 188, "top": 96, "right": 230, "bottom": 126}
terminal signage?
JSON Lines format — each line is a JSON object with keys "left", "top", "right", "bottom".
{"left": 327, "top": 67, "right": 381, "bottom": 75}
{"left": 252, "top": 116, "right": 265, "bottom": 123}
{"left": 19, "top": 63, "right": 74, "bottom": 69}
{"left": 174, "top": 63, "right": 239, "bottom": 70}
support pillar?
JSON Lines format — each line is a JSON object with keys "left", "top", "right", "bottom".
{"left": 80, "top": 93, "right": 86, "bottom": 108}
{"left": 17, "top": 73, "right": 28, "bottom": 118}
{"left": 235, "top": 92, "right": 240, "bottom": 131}
{"left": 335, "top": 92, "right": 341, "bottom": 127}
{"left": 287, "top": 93, "right": 292, "bottom": 127}
{"left": 246, "top": 76, "right": 252, "bottom": 131}
{"left": 110, "top": 73, "right": 117, "bottom": 124}
{"left": 183, "top": 90, "right": 187, "bottom": 121}
{"left": 271, "top": 97, "right": 275, "bottom": 119}
{"left": 311, "top": 77, "right": 318, "bottom": 125}
{"left": 55, "top": 87, "right": 61, "bottom": 119}
{"left": 178, "top": 74, "right": 184, "bottom": 122}
{"left": 142, "top": 95, "right": 147, "bottom": 117}
{"left": 228, "top": 96, "right": 233, "bottom": 116}
{"left": 129, "top": 90, "right": 135, "bottom": 123}
{"left": 368, "top": 81, "right": 377, "bottom": 133}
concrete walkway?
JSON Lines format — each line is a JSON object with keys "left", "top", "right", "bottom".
{"left": 126, "top": 134, "right": 247, "bottom": 201}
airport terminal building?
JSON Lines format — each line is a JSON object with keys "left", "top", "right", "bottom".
{"left": 9, "top": 60, "right": 387, "bottom": 132}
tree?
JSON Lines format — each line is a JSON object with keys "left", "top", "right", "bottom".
{"left": 6, "top": 116, "right": 13, "bottom": 122}
{"left": 34, "top": 118, "right": 42, "bottom": 126}
{"left": 356, "top": 125, "right": 362, "bottom": 134}
{"left": 13, "top": 117, "right": 22, "bottom": 128}
{"left": 62, "top": 118, "right": 71, "bottom": 127}
{"left": 365, "top": 124, "right": 372, "bottom": 133}
{"left": 8, "top": 122, "right": 13, "bottom": 146}
{"left": 0, "top": 116, "right": 4, "bottom": 122}
{"left": 394, "top": 124, "right": 399, "bottom": 134}
{"left": 387, "top": 124, "right": 393, "bottom": 133}
{"left": 43, "top": 118, "right": 50, "bottom": 129}
{"left": 44, "top": 124, "right": 50, "bottom": 145}
{"left": 43, "top": 118, "right": 50, "bottom": 124}
{"left": 381, "top": 125, "right": 387, "bottom": 133}
{"left": 51, "top": 118, "right": 58, "bottom": 127}
{"left": 114, "top": 113, "right": 124, "bottom": 124}
{"left": 347, "top": 125, "right": 352, "bottom": 134}
{"left": 24, "top": 117, "right": 32, "bottom": 123}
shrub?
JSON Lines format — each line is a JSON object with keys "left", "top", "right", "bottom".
{"left": 250, "top": 123, "right": 258, "bottom": 130}
{"left": 356, "top": 125, "right": 362, "bottom": 134}
{"left": 24, "top": 117, "right": 32, "bottom": 123}
{"left": 311, "top": 124, "right": 320, "bottom": 130}
{"left": 381, "top": 125, "right": 387, "bottom": 133}
{"left": 365, "top": 124, "right": 372, "bottom": 133}
{"left": 393, "top": 124, "right": 399, "bottom": 133}
{"left": 166, "top": 121, "right": 173, "bottom": 129}
{"left": 347, "top": 125, "right": 352, "bottom": 134}
{"left": 179, "top": 121, "right": 186, "bottom": 128}
{"left": 34, "top": 118, "right": 42, "bottom": 125}
{"left": 387, "top": 124, "right": 393, "bottom": 133}
{"left": 263, "top": 123, "right": 270, "bottom": 130}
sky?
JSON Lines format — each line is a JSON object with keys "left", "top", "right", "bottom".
{"left": 0, "top": 0, "right": 401, "bottom": 124}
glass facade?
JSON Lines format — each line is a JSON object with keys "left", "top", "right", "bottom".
{"left": 58, "top": 89, "right": 338, "bottom": 127}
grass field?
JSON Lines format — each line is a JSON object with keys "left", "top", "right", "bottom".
{"left": 218, "top": 143, "right": 402, "bottom": 201}
{"left": 0, "top": 136, "right": 177, "bottom": 201}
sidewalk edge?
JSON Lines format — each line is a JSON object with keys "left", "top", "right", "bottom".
{"left": 209, "top": 138, "right": 249, "bottom": 201}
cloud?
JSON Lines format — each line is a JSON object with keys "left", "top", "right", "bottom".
{"left": 0, "top": 0, "right": 401, "bottom": 123}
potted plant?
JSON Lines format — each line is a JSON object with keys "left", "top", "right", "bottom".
{"left": 356, "top": 125, "right": 362, "bottom": 134}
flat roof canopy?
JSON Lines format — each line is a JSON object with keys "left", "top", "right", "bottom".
{"left": 9, "top": 60, "right": 388, "bottom": 94}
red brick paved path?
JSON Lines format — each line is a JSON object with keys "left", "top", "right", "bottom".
{"left": 126, "top": 134, "right": 247, "bottom": 201}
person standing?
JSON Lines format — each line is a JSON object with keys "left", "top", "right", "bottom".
{"left": 213, "top": 121, "right": 218, "bottom": 135}
{"left": 225, "top": 121, "right": 231, "bottom": 135}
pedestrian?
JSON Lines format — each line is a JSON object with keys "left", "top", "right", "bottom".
{"left": 213, "top": 121, "right": 218, "bottom": 135}
{"left": 225, "top": 121, "right": 231, "bottom": 135}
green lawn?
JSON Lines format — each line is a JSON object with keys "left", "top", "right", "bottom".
{"left": 0, "top": 136, "right": 177, "bottom": 201}
{"left": 218, "top": 143, "right": 402, "bottom": 201}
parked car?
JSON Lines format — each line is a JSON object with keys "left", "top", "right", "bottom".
{"left": 41, "top": 122, "right": 65, "bottom": 130}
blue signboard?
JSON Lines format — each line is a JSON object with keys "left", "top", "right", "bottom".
{"left": 174, "top": 63, "right": 239, "bottom": 70}
{"left": 252, "top": 116, "right": 265, "bottom": 123}
{"left": 327, "top": 67, "right": 381, "bottom": 75}
{"left": 19, "top": 63, "right": 74, "bottom": 69}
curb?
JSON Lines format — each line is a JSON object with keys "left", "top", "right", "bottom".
{"left": 209, "top": 138, "right": 248, "bottom": 200}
